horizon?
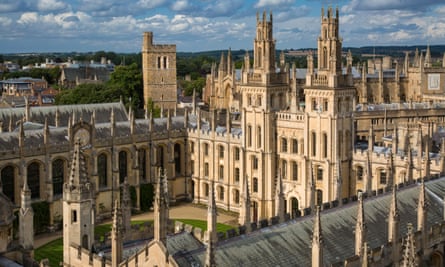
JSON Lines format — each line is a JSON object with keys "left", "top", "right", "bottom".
{"left": 1, "top": 0, "right": 445, "bottom": 53}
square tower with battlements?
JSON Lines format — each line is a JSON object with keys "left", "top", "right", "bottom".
{"left": 142, "top": 32, "right": 177, "bottom": 110}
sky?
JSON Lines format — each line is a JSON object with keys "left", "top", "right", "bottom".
{"left": 0, "top": 0, "right": 445, "bottom": 53}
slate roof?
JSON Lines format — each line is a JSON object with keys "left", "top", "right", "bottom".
{"left": 60, "top": 67, "right": 110, "bottom": 83}
{"left": 0, "top": 102, "right": 128, "bottom": 131}
{"left": 174, "top": 177, "right": 445, "bottom": 267}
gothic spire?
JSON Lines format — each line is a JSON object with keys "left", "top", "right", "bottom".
{"left": 68, "top": 140, "right": 89, "bottom": 186}
{"left": 355, "top": 193, "right": 367, "bottom": 257}
{"left": 111, "top": 199, "right": 123, "bottom": 267}
{"left": 425, "top": 45, "right": 431, "bottom": 67}
{"left": 121, "top": 177, "right": 131, "bottom": 234}
{"left": 205, "top": 181, "right": 217, "bottom": 267}
{"left": 275, "top": 170, "right": 285, "bottom": 223}
{"left": 388, "top": 185, "right": 400, "bottom": 243}
{"left": 401, "top": 223, "right": 418, "bottom": 267}
{"left": 417, "top": 179, "right": 427, "bottom": 233}
{"left": 19, "top": 169, "right": 34, "bottom": 250}
{"left": 239, "top": 175, "right": 251, "bottom": 232}
{"left": 154, "top": 168, "right": 169, "bottom": 246}
{"left": 311, "top": 206, "right": 323, "bottom": 267}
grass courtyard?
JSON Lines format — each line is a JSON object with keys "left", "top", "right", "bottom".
{"left": 35, "top": 219, "right": 235, "bottom": 266}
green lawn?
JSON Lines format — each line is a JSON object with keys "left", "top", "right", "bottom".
{"left": 35, "top": 219, "right": 234, "bottom": 266}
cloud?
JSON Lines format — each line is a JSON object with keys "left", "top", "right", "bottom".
{"left": 255, "top": 0, "right": 295, "bottom": 8}
{"left": 171, "top": 0, "right": 189, "bottom": 12}
{"left": 0, "top": 0, "right": 24, "bottom": 13}
{"left": 345, "top": 0, "right": 441, "bottom": 11}
{"left": 137, "top": 0, "right": 168, "bottom": 9}
{"left": 36, "top": 0, "right": 67, "bottom": 12}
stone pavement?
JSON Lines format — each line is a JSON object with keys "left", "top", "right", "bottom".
{"left": 35, "top": 203, "right": 238, "bottom": 248}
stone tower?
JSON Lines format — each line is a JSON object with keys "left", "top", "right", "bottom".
{"left": 63, "top": 140, "right": 95, "bottom": 265}
{"left": 304, "top": 6, "right": 356, "bottom": 205}
{"left": 142, "top": 32, "right": 177, "bottom": 110}
{"left": 239, "top": 11, "right": 289, "bottom": 220}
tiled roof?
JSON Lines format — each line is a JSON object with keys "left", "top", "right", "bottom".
{"left": 174, "top": 177, "right": 445, "bottom": 266}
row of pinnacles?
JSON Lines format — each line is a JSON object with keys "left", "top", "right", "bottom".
{"left": 22, "top": 133, "right": 444, "bottom": 266}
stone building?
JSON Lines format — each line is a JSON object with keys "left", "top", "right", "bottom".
{"left": 2, "top": 5, "right": 445, "bottom": 267}
{"left": 142, "top": 32, "right": 177, "bottom": 110}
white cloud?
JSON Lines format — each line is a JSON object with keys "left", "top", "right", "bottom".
{"left": 255, "top": 0, "right": 294, "bottom": 8}
{"left": 171, "top": 0, "right": 189, "bottom": 12}
{"left": 17, "top": 12, "right": 39, "bottom": 24}
{"left": 0, "top": 17, "right": 12, "bottom": 26}
{"left": 36, "top": 0, "right": 67, "bottom": 12}
{"left": 0, "top": 1, "right": 22, "bottom": 13}
{"left": 137, "top": 0, "right": 167, "bottom": 9}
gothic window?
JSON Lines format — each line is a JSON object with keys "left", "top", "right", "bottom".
{"left": 204, "top": 143, "right": 209, "bottom": 156}
{"left": 323, "top": 99, "right": 328, "bottom": 112}
{"left": 281, "top": 138, "right": 288, "bottom": 152}
{"left": 252, "top": 156, "right": 258, "bottom": 169}
{"left": 1, "top": 166, "right": 15, "bottom": 202}
{"left": 323, "top": 47, "right": 327, "bottom": 69}
{"left": 292, "top": 139, "right": 298, "bottom": 154}
{"left": 234, "top": 147, "right": 240, "bottom": 160}
{"left": 119, "top": 151, "right": 127, "bottom": 184}
{"left": 157, "top": 146, "right": 165, "bottom": 169}
{"left": 71, "top": 210, "right": 77, "bottom": 223}
{"left": 234, "top": 190, "right": 240, "bottom": 204}
{"left": 311, "top": 132, "right": 317, "bottom": 157}
{"left": 204, "top": 183, "right": 209, "bottom": 197}
{"left": 292, "top": 161, "right": 298, "bottom": 181}
{"left": 247, "top": 125, "right": 252, "bottom": 147}
{"left": 253, "top": 177, "right": 258, "bottom": 193}
{"left": 317, "top": 166, "right": 323, "bottom": 181}
{"left": 204, "top": 162, "right": 209, "bottom": 177}
{"left": 234, "top": 167, "right": 240, "bottom": 183}
{"left": 174, "top": 143, "right": 181, "bottom": 175}
{"left": 322, "top": 133, "right": 328, "bottom": 158}
{"left": 257, "top": 95, "right": 262, "bottom": 106}
{"left": 257, "top": 126, "right": 262, "bottom": 148}
{"left": 247, "top": 94, "right": 252, "bottom": 106}
{"left": 27, "top": 162, "right": 40, "bottom": 199}
{"left": 219, "top": 145, "right": 224, "bottom": 158}
{"left": 52, "top": 159, "right": 64, "bottom": 197}
{"left": 380, "top": 170, "right": 387, "bottom": 185}
{"left": 138, "top": 149, "right": 147, "bottom": 181}
{"left": 98, "top": 153, "right": 108, "bottom": 188}
{"left": 157, "top": 57, "right": 161, "bottom": 69}
{"left": 281, "top": 160, "right": 287, "bottom": 179}
{"left": 219, "top": 186, "right": 224, "bottom": 200}
{"left": 357, "top": 166, "right": 363, "bottom": 181}
{"left": 219, "top": 165, "right": 224, "bottom": 180}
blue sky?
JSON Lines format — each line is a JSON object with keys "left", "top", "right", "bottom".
{"left": 0, "top": 0, "right": 444, "bottom": 53}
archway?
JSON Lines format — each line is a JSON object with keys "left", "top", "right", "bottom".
{"left": 290, "top": 197, "right": 299, "bottom": 218}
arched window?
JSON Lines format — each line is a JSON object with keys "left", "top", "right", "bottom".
{"left": 323, "top": 133, "right": 328, "bottom": 158}
{"left": 357, "top": 166, "right": 363, "bottom": 181}
{"left": 1, "top": 166, "right": 15, "bottom": 202}
{"left": 234, "top": 190, "right": 240, "bottom": 204}
{"left": 98, "top": 153, "right": 108, "bottom": 188}
{"left": 380, "top": 170, "right": 387, "bottom": 185}
{"left": 253, "top": 177, "right": 258, "bottom": 193}
{"left": 292, "top": 139, "right": 298, "bottom": 154}
{"left": 234, "top": 168, "right": 240, "bottom": 183}
{"left": 292, "top": 161, "right": 298, "bottom": 181}
{"left": 281, "top": 160, "right": 287, "bottom": 179}
{"left": 138, "top": 149, "right": 147, "bottom": 181}
{"left": 157, "top": 146, "right": 165, "bottom": 169}
{"left": 219, "top": 145, "right": 224, "bottom": 158}
{"left": 119, "top": 151, "right": 127, "bottom": 184}
{"left": 311, "top": 132, "right": 317, "bottom": 156}
{"left": 219, "top": 165, "right": 224, "bottom": 180}
{"left": 281, "top": 138, "right": 288, "bottom": 152}
{"left": 27, "top": 162, "right": 40, "bottom": 199}
{"left": 204, "top": 183, "right": 209, "bottom": 197}
{"left": 257, "top": 126, "right": 262, "bottom": 148}
{"left": 219, "top": 186, "right": 224, "bottom": 200}
{"left": 174, "top": 143, "right": 181, "bottom": 175}
{"left": 52, "top": 159, "right": 64, "bottom": 196}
